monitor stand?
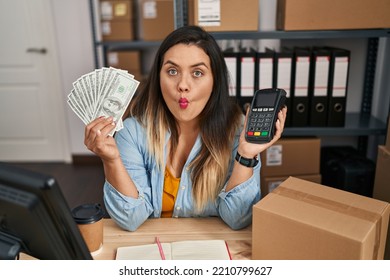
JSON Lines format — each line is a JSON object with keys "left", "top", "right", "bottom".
{"left": 0, "top": 231, "right": 23, "bottom": 260}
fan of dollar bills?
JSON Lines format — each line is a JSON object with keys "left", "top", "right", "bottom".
{"left": 67, "top": 67, "right": 139, "bottom": 136}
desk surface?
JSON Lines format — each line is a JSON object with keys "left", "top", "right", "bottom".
{"left": 95, "top": 218, "right": 252, "bottom": 260}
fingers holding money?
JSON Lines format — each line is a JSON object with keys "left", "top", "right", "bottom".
{"left": 84, "top": 116, "right": 116, "bottom": 153}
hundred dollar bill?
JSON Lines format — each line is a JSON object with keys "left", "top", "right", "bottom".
{"left": 72, "top": 81, "right": 93, "bottom": 121}
{"left": 67, "top": 97, "right": 88, "bottom": 125}
{"left": 94, "top": 69, "right": 104, "bottom": 113}
{"left": 68, "top": 87, "right": 92, "bottom": 122}
{"left": 68, "top": 67, "right": 139, "bottom": 135}
{"left": 93, "top": 71, "right": 139, "bottom": 135}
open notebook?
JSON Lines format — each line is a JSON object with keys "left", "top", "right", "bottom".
{"left": 116, "top": 239, "right": 232, "bottom": 260}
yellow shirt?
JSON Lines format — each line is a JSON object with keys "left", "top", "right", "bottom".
{"left": 161, "top": 167, "right": 180, "bottom": 218}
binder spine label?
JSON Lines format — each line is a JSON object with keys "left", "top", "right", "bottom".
{"left": 314, "top": 56, "right": 330, "bottom": 97}
{"left": 277, "top": 58, "right": 292, "bottom": 98}
{"left": 332, "top": 57, "right": 349, "bottom": 97}
{"left": 259, "top": 58, "right": 274, "bottom": 89}
{"left": 294, "top": 56, "right": 310, "bottom": 97}
{"left": 224, "top": 57, "right": 237, "bottom": 97}
{"left": 240, "top": 57, "right": 255, "bottom": 97}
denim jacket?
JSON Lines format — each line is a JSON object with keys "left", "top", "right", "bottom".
{"left": 103, "top": 117, "right": 261, "bottom": 231}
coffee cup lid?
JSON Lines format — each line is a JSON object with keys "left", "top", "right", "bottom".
{"left": 72, "top": 203, "right": 105, "bottom": 224}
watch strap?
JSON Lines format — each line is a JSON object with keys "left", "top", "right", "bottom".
{"left": 235, "top": 151, "right": 258, "bottom": 168}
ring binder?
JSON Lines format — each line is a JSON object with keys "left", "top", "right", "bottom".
{"left": 309, "top": 47, "right": 330, "bottom": 127}
{"left": 325, "top": 47, "right": 350, "bottom": 127}
{"left": 238, "top": 51, "right": 257, "bottom": 110}
{"left": 274, "top": 48, "right": 293, "bottom": 127}
{"left": 290, "top": 47, "right": 309, "bottom": 127}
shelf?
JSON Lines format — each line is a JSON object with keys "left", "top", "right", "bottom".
{"left": 283, "top": 113, "right": 387, "bottom": 137}
{"left": 95, "top": 29, "right": 390, "bottom": 51}
{"left": 96, "top": 40, "right": 162, "bottom": 51}
{"left": 210, "top": 29, "right": 390, "bottom": 40}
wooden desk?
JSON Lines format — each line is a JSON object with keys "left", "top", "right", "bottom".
{"left": 95, "top": 218, "right": 252, "bottom": 260}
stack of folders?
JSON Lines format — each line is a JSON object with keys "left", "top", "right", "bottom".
{"left": 223, "top": 46, "right": 350, "bottom": 127}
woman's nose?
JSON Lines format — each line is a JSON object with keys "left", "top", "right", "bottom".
{"left": 178, "top": 74, "right": 190, "bottom": 92}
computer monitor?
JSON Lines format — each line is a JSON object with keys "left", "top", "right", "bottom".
{"left": 0, "top": 162, "right": 92, "bottom": 260}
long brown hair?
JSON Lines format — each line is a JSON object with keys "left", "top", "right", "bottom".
{"left": 129, "top": 26, "right": 242, "bottom": 211}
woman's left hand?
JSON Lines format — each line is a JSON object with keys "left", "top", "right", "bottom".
{"left": 237, "top": 106, "right": 288, "bottom": 158}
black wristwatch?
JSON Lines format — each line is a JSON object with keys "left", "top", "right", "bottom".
{"left": 235, "top": 151, "right": 259, "bottom": 168}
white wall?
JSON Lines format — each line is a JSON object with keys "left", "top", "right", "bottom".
{"left": 52, "top": 0, "right": 95, "bottom": 155}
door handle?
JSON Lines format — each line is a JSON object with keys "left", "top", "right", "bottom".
{"left": 26, "top": 48, "right": 47, "bottom": 54}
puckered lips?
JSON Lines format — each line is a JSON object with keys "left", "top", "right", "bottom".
{"left": 179, "top": 97, "right": 189, "bottom": 109}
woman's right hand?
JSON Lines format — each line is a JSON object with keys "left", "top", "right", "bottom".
{"left": 84, "top": 116, "right": 119, "bottom": 162}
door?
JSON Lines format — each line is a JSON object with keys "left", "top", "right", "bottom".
{"left": 0, "top": 0, "right": 71, "bottom": 162}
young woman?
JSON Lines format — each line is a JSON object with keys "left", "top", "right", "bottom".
{"left": 84, "top": 25, "right": 287, "bottom": 231}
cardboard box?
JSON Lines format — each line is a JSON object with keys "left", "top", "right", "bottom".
{"left": 100, "top": 0, "right": 134, "bottom": 41}
{"left": 277, "top": 0, "right": 390, "bottom": 31}
{"left": 261, "top": 173, "right": 321, "bottom": 196}
{"left": 101, "top": 20, "right": 134, "bottom": 41}
{"left": 252, "top": 177, "right": 390, "bottom": 259}
{"left": 188, "top": 0, "right": 258, "bottom": 32}
{"left": 100, "top": 0, "right": 132, "bottom": 21}
{"left": 140, "top": 0, "right": 174, "bottom": 41}
{"left": 107, "top": 50, "right": 142, "bottom": 79}
{"left": 260, "top": 137, "right": 321, "bottom": 177}
{"left": 373, "top": 145, "right": 390, "bottom": 259}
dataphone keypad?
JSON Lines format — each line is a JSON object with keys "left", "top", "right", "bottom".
{"left": 246, "top": 107, "right": 275, "bottom": 139}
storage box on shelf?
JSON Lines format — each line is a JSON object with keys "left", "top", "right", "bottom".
{"left": 188, "top": 0, "right": 258, "bottom": 32}
{"left": 100, "top": 0, "right": 132, "bottom": 21}
{"left": 107, "top": 50, "right": 142, "bottom": 79}
{"left": 99, "top": 0, "right": 134, "bottom": 41}
{"left": 139, "top": 0, "right": 175, "bottom": 41}
{"left": 260, "top": 137, "right": 320, "bottom": 177}
{"left": 260, "top": 137, "right": 321, "bottom": 196}
{"left": 277, "top": 0, "right": 390, "bottom": 31}
{"left": 261, "top": 173, "right": 321, "bottom": 196}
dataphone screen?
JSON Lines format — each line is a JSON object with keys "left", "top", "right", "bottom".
{"left": 254, "top": 92, "right": 277, "bottom": 108}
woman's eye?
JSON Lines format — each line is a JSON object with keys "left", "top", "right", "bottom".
{"left": 168, "top": 69, "right": 177, "bottom": 75}
{"left": 193, "top": 70, "right": 203, "bottom": 77}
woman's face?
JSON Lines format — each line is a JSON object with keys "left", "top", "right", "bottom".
{"left": 160, "top": 43, "right": 213, "bottom": 126}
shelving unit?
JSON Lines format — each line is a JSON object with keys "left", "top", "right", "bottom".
{"left": 210, "top": 29, "right": 390, "bottom": 40}
{"left": 89, "top": 0, "right": 390, "bottom": 152}
{"left": 283, "top": 113, "right": 386, "bottom": 137}
{"left": 207, "top": 29, "right": 390, "bottom": 140}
